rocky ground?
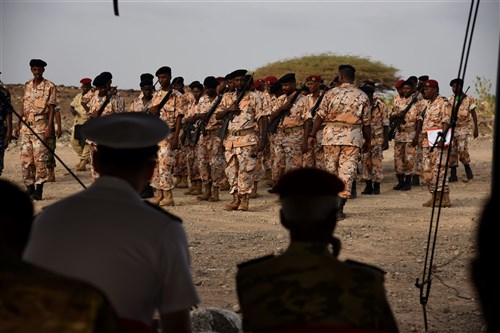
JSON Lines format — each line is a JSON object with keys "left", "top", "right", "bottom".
{"left": 2, "top": 84, "right": 493, "bottom": 332}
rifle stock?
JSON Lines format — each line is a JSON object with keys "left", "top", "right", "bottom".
{"left": 268, "top": 85, "right": 304, "bottom": 134}
{"left": 192, "top": 90, "right": 226, "bottom": 144}
{"left": 218, "top": 76, "right": 253, "bottom": 139}
{"left": 388, "top": 94, "right": 418, "bottom": 141}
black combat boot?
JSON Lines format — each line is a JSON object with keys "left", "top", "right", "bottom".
{"left": 411, "top": 175, "right": 420, "bottom": 186}
{"left": 393, "top": 174, "right": 405, "bottom": 190}
{"left": 400, "top": 175, "right": 412, "bottom": 191}
{"left": 350, "top": 181, "right": 357, "bottom": 199}
{"left": 449, "top": 167, "right": 458, "bottom": 182}
{"left": 464, "top": 164, "right": 474, "bottom": 180}
{"left": 373, "top": 182, "right": 381, "bottom": 195}
{"left": 33, "top": 184, "right": 44, "bottom": 201}
{"left": 361, "top": 180, "right": 373, "bottom": 194}
{"left": 337, "top": 198, "right": 347, "bottom": 221}
{"left": 140, "top": 183, "right": 154, "bottom": 199}
{"left": 26, "top": 184, "right": 35, "bottom": 196}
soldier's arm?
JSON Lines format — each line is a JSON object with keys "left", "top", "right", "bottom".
{"left": 471, "top": 108, "right": 479, "bottom": 138}
{"left": 45, "top": 105, "right": 55, "bottom": 139}
{"left": 5, "top": 113, "right": 12, "bottom": 144}
{"left": 55, "top": 108, "right": 62, "bottom": 138}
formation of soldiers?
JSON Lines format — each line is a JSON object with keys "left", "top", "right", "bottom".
{"left": 1, "top": 59, "right": 479, "bottom": 219}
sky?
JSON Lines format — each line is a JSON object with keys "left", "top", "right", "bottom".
{"left": 1, "top": 0, "right": 499, "bottom": 96}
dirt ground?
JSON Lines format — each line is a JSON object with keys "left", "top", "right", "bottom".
{"left": 1, "top": 135, "right": 492, "bottom": 333}
{"left": 2, "top": 85, "right": 493, "bottom": 332}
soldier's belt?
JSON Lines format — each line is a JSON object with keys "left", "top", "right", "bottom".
{"left": 204, "top": 128, "right": 219, "bottom": 135}
{"left": 229, "top": 128, "right": 255, "bottom": 136}
{"left": 278, "top": 126, "right": 303, "bottom": 134}
{"left": 402, "top": 126, "right": 416, "bottom": 133}
{"left": 325, "top": 121, "right": 362, "bottom": 127}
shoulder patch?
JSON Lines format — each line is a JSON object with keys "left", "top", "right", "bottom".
{"left": 345, "top": 259, "right": 386, "bottom": 275}
{"left": 143, "top": 200, "right": 182, "bottom": 224}
{"left": 237, "top": 255, "right": 275, "bottom": 269}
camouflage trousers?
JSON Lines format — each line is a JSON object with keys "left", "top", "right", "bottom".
{"left": 20, "top": 131, "right": 49, "bottom": 185}
{"left": 393, "top": 141, "right": 418, "bottom": 176}
{"left": 151, "top": 137, "right": 176, "bottom": 191}
{"left": 449, "top": 133, "right": 471, "bottom": 167}
{"left": 414, "top": 138, "right": 423, "bottom": 175}
{"left": 70, "top": 126, "right": 90, "bottom": 161}
{"left": 46, "top": 134, "right": 56, "bottom": 169}
{"left": 225, "top": 144, "right": 257, "bottom": 195}
{"left": 422, "top": 146, "right": 449, "bottom": 193}
{"left": 88, "top": 143, "right": 99, "bottom": 180}
{"left": 196, "top": 132, "right": 226, "bottom": 187}
{"left": 173, "top": 145, "right": 188, "bottom": 178}
{"left": 185, "top": 145, "right": 201, "bottom": 181}
{"left": 272, "top": 130, "right": 304, "bottom": 182}
{"left": 303, "top": 129, "right": 325, "bottom": 169}
{"left": 362, "top": 144, "right": 384, "bottom": 182}
{"left": 324, "top": 145, "right": 360, "bottom": 199}
{"left": 253, "top": 151, "right": 265, "bottom": 182}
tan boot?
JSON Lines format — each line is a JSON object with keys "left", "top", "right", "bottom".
{"left": 177, "top": 176, "right": 189, "bottom": 189}
{"left": 238, "top": 194, "right": 250, "bottom": 211}
{"left": 441, "top": 192, "right": 452, "bottom": 207}
{"left": 159, "top": 190, "right": 175, "bottom": 206}
{"left": 223, "top": 193, "right": 240, "bottom": 211}
{"left": 197, "top": 182, "right": 212, "bottom": 201}
{"left": 249, "top": 181, "right": 259, "bottom": 199}
{"left": 76, "top": 159, "right": 87, "bottom": 172}
{"left": 47, "top": 168, "right": 56, "bottom": 182}
{"left": 191, "top": 180, "right": 202, "bottom": 196}
{"left": 149, "top": 189, "right": 164, "bottom": 205}
{"left": 208, "top": 186, "right": 220, "bottom": 202}
{"left": 422, "top": 193, "right": 436, "bottom": 207}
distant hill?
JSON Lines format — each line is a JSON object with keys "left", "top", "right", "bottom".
{"left": 253, "top": 53, "right": 399, "bottom": 91}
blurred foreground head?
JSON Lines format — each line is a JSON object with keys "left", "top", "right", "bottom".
{"left": 272, "top": 168, "right": 344, "bottom": 243}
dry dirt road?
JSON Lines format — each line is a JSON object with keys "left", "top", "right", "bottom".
{"left": 1, "top": 136, "right": 492, "bottom": 333}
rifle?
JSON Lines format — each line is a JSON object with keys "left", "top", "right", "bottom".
{"left": 217, "top": 76, "right": 253, "bottom": 139}
{"left": 268, "top": 85, "right": 304, "bottom": 134}
{"left": 155, "top": 88, "right": 174, "bottom": 111}
{"left": 192, "top": 89, "right": 226, "bottom": 145}
{"left": 96, "top": 95, "right": 111, "bottom": 117}
{"left": 388, "top": 94, "right": 418, "bottom": 141}
{"left": 180, "top": 122, "right": 195, "bottom": 146}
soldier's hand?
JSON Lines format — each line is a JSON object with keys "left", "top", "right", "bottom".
{"left": 227, "top": 104, "right": 240, "bottom": 113}
{"left": 382, "top": 139, "right": 389, "bottom": 151}
{"left": 362, "top": 141, "right": 371, "bottom": 153}
{"left": 56, "top": 128, "right": 62, "bottom": 138}
{"left": 473, "top": 128, "right": 479, "bottom": 139}
{"left": 257, "top": 138, "right": 267, "bottom": 152}
{"left": 44, "top": 127, "right": 53, "bottom": 140}
{"left": 148, "top": 105, "right": 160, "bottom": 115}
{"left": 411, "top": 136, "right": 419, "bottom": 147}
{"left": 307, "top": 136, "right": 316, "bottom": 149}
{"left": 170, "top": 137, "right": 178, "bottom": 150}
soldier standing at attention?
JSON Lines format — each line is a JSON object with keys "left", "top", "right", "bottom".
{"left": 308, "top": 65, "right": 371, "bottom": 220}
{"left": 70, "top": 78, "right": 92, "bottom": 172}
{"left": 419, "top": 79, "right": 452, "bottom": 207}
{"left": 129, "top": 73, "right": 155, "bottom": 112}
{"left": 45, "top": 104, "right": 62, "bottom": 182}
{"left": 0, "top": 73, "right": 13, "bottom": 176}
{"left": 13, "top": 59, "right": 57, "bottom": 200}
{"left": 147, "top": 66, "right": 184, "bottom": 207}
{"left": 172, "top": 76, "right": 192, "bottom": 190}
{"left": 236, "top": 168, "right": 399, "bottom": 333}
{"left": 448, "top": 78, "right": 478, "bottom": 182}
{"left": 303, "top": 74, "right": 326, "bottom": 169}
{"left": 359, "top": 81, "right": 389, "bottom": 195}
{"left": 215, "top": 69, "right": 268, "bottom": 211}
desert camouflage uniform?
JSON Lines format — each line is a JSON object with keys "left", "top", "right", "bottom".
{"left": 86, "top": 93, "right": 126, "bottom": 179}
{"left": 196, "top": 94, "right": 226, "bottom": 188}
{"left": 173, "top": 92, "right": 193, "bottom": 181}
{"left": 391, "top": 96, "right": 425, "bottom": 176}
{"left": 252, "top": 90, "right": 268, "bottom": 182}
{"left": 70, "top": 92, "right": 91, "bottom": 162}
{"left": 150, "top": 89, "right": 184, "bottom": 191}
{"left": 420, "top": 95, "right": 452, "bottom": 193}
{"left": 182, "top": 97, "right": 201, "bottom": 183}
{"left": 237, "top": 243, "right": 399, "bottom": 333}
{"left": 80, "top": 89, "right": 95, "bottom": 106}
{"left": 217, "top": 91, "right": 267, "bottom": 195}
{"left": 316, "top": 83, "right": 370, "bottom": 199}
{"left": 361, "top": 97, "right": 389, "bottom": 182}
{"left": 0, "top": 255, "right": 121, "bottom": 333}
{"left": 266, "top": 93, "right": 281, "bottom": 183}
{"left": 20, "top": 79, "right": 57, "bottom": 186}
{"left": 129, "top": 95, "right": 153, "bottom": 113}
{"left": 271, "top": 93, "right": 310, "bottom": 181}
{"left": 303, "top": 93, "right": 325, "bottom": 169}
{"left": 448, "top": 94, "right": 476, "bottom": 167}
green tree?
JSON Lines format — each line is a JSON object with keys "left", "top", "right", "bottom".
{"left": 252, "top": 53, "right": 400, "bottom": 91}
{"left": 474, "top": 76, "right": 496, "bottom": 117}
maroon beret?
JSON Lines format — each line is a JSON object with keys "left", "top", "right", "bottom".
{"left": 305, "top": 75, "right": 322, "bottom": 82}
{"left": 80, "top": 78, "right": 92, "bottom": 85}
{"left": 423, "top": 79, "right": 439, "bottom": 88}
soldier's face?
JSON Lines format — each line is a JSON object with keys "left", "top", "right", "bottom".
{"left": 142, "top": 85, "right": 154, "bottom": 99}
{"left": 81, "top": 84, "right": 91, "bottom": 94}
{"left": 282, "top": 82, "right": 296, "bottom": 94}
{"left": 157, "top": 74, "right": 171, "bottom": 89}
{"left": 174, "top": 83, "right": 184, "bottom": 92}
{"left": 31, "top": 67, "right": 44, "bottom": 80}
{"left": 233, "top": 76, "right": 246, "bottom": 91}
{"left": 96, "top": 85, "right": 109, "bottom": 96}
{"left": 402, "top": 85, "right": 413, "bottom": 98}
{"left": 192, "top": 87, "right": 203, "bottom": 100}
{"left": 451, "top": 83, "right": 462, "bottom": 95}
{"left": 306, "top": 81, "right": 319, "bottom": 93}
{"left": 422, "top": 86, "right": 437, "bottom": 100}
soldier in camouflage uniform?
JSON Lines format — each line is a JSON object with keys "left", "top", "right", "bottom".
{"left": 237, "top": 168, "right": 399, "bottom": 333}
{"left": 308, "top": 65, "right": 371, "bottom": 220}
{"left": 69, "top": 78, "right": 93, "bottom": 172}
{"left": 448, "top": 78, "right": 478, "bottom": 182}
{"left": 0, "top": 74, "right": 13, "bottom": 176}
{"left": 0, "top": 179, "right": 121, "bottom": 333}
{"left": 419, "top": 79, "right": 452, "bottom": 207}
{"left": 13, "top": 59, "right": 57, "bottom": 200}
{"left": 45, "top": 104, "right": 62, "bottom": 182}
{"left": 129, "top": 74, "right": 155, "bottom": 113}
{"left": 359, "top": 81, "right": 389, "bottom": 195}
{"left": 195, "top": 76, "right": 226, "bottom": 202}
{"left": 303, "top": 75, "right": 326, "bottom": 169}
{"left": 147, "top": 66, "right": 184, "bottom": 207}
{"left": 215, "top": 69, "right": 268, "bottom": 211}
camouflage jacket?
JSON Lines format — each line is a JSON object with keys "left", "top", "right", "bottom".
{"left": 236, "top": 242, "right": 399, "bottom": 333}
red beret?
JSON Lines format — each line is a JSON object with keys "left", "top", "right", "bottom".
{"left": 394, "top": 79, "right": 405, "bottom": 89}
{"left": 216, "top": 76, "right": 225, "bottom": 82}
{"left": 80, "top": 78, "right": 92, "bottom": 85}
{"left": 423, "top": 79, "right": 439, "bottom": 88}
{"left": 253, "top": 80, "right": 262, "bottom": 90}
{"left": 305, "top": 75, "right": 322, "bottom": 82}
{"left": 264, "top": 76, "right": 278, "bottom": 85}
